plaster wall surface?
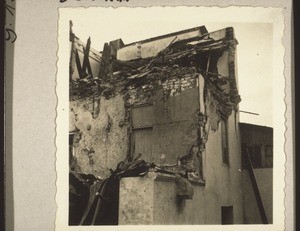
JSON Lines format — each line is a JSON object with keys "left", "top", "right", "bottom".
{"left": 70, "top": 26, "right": 242, "bottom": 224}
{"left": 119, "top": 174, "right": 155, "bottom": 225}
{"left": 127, "top": 74, "right": 200, "bottom": 165}
{"left": 199, "top": 43, "right": 244, "bottom": 223}
{"left": 69, "top": 94, "right": 127, "bottom": 178}
{"left": 151, "top": 87, "right": 199, "bottom": 164}
{"left": 153, "top": 178, "right": 210, "bottom": 224}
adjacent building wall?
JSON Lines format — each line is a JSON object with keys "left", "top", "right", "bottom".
{"left": 199, "top": 47, "right": 244, "bottom": 224}
{"left": 240, "top": 123, "right": 273, "bottom": 224}
{"left": 127, "top": 78, "right": 200, "bottom": 164}
{"left": 119, "top": 173, "right": 207, "bottom": 225}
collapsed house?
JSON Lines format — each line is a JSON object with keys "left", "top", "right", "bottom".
{"left": 68, "top": 24, "right": 272, "bottom": 225}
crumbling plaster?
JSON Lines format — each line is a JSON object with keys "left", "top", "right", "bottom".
{"left": 126, "top": 73, "right": 200, "bottom": 164}
{"left": 69, "top": 94, "right": 128, "bottom": 178}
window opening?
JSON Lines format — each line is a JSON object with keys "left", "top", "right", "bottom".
{"left": 221, "top": 206, "right": 233, "bottom": 224}
{"left": 221, "top": 119, "right": 229, "bottom": 165}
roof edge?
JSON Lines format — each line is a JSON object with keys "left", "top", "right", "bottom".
{"left": 122, "top": 25, "right": 208, "bottom": 48}
{"left": 239, "top": 122, "right": 273, "bottom": 130}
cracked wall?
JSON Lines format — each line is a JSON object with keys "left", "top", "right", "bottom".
{"left": 69, "top": 94, "right": 128, "bottom": 178}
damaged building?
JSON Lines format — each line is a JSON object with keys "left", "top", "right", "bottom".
{"left": 68, "top": 24, "right": 273, "bottom": 225}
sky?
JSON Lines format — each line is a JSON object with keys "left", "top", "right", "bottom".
{"left": 65, "top": 7, "right": 274, "bottom": 127}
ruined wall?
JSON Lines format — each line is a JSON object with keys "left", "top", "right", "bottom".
{"left": 117, "top": 26, "right": 207, "bottom": 61}
{"left": 69, "top": 26, "right": 244, "bottom": 224}
{"left": 203, "top": 110, "right": 244, "bottom": 224}
{"left": 152, "top": 87, "right": 199, "bottom": 164}
{"left": 153, "top": 179, "right": 208, "bottom": 224}
{"left": 69, "top": 67, "right": 201, "bottom": 177}
{"left": 126, "top": 73, "right": 200, "bottom": 164}
{"left": 69, "top": 94, "right": 128, "bottom": 178}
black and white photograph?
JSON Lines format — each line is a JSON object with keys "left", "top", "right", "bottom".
{"left": 55, "top": 6, "right": 286, "bottom": 230}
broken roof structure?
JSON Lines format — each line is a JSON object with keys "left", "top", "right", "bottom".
{"left": 70, "top": 25, "right": 241, "bottom": 122}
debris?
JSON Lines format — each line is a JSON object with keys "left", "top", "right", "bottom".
{"left": 133, "top": 153, "right": 142, "bottom": 162}
{"left": 70, "top": 32, "right": 241, "bottom": 120}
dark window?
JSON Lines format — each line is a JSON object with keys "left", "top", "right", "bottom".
{"left": 221, "top": 119, "right": 229, "bottom": 165}
{"left": 221, "top": 206, "right": 233, "bottom": 224}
